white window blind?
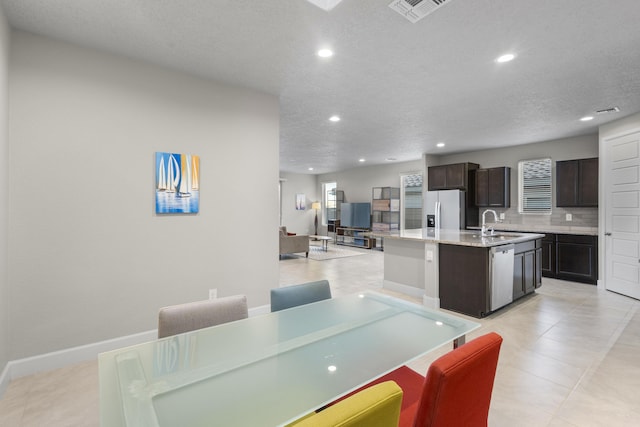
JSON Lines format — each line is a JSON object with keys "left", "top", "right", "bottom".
{"left": 518, "top": 158, "right": 552, "bottom": 214}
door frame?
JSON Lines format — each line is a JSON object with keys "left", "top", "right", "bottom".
{"left": 601, "top": 126, "right": 640, "bottom": 294}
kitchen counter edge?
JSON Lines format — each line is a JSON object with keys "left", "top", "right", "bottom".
{"left": 368, "top": 229, "right": 544, "bottom": 248}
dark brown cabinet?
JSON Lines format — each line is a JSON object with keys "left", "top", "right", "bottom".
{"left": 439, "top": 238, "right": 542, "bottom": 318}
{"left": 557, "top": 234, "right": 598, "bottom": 284}
{"left": 475, "top": 167, "right": 510, "bottom": 207}
{"left": 541, "top": 233, "right": 597, "bottom": 284}
{"left": 427, "top": 162, "right": 479, "bottom": 191}
{"left": 556, "top": 158, "right": 598, "bottom": 207}
{"left": 439, "top": 244, "right": 490, "bottom": 318}
{"left": 513, "top": 240, "right": 541, "bottom": 300}
{"left": 541, "top": 234, "right": 556, "bottom": 277}
{"left": 427, "top": 162, "right": 480, "bottom": 228}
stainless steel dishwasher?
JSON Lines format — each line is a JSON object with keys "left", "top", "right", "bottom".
{"left": 490, "top": 244, "right": 515, "bottom": 311}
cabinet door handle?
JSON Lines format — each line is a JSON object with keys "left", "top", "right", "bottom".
{"left": 605, "top": 232, "right": 612, "bottom": 236}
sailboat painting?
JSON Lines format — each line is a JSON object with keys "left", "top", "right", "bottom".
{"left": 155, "top": 152, "right": 200, "bottom": 214}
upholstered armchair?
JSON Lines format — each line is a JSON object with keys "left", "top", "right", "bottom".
{"left": 279, "top": 226, "right": 309, "bottom": 258}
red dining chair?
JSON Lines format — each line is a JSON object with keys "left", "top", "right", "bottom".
{"left": 331, "top": 332, "right": 503, "bottom": 427}
{"left": 408, "top": 332, "right": 503, "bottom": 427}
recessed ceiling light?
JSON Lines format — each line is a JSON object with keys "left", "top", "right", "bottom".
{"left": 436, "top": 142, "right": 445, "bottom": 148}
{"left": 308, "top": 167, "right": 314, "bottom": 171}
{"left": 580, "top": 116, "right": 594, "bottom": 122}
{"left": 317, "top": 48, "right": 333, "bottom": 58}
{"left": 496, "top": 53, "right": 516, "bottom": 63}
{"left": 329, "top": 115, "right": 341, "bottom": 122}
{"left": 359, "top": 158, "right": 366, "bottom": 162}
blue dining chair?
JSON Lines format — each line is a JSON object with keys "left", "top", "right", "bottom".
{"left": 270, "top": 280, "right": 332, "bottom": 312}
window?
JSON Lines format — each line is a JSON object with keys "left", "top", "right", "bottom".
{"left": 401, "top": 173, "right": 423, "bottom": 229}
{"left": 518, "top": 158, "right": 552, "bottom": 214}
{"left": 322, "top": 182, "right": 337, "bottom": 226}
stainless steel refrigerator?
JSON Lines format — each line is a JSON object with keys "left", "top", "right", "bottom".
{"left": 425, "top": 189, "right": 466, "bottom": 230}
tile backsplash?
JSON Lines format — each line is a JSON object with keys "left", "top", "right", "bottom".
{"left": 478, "top": 207, "right": 598, "bottom": 228}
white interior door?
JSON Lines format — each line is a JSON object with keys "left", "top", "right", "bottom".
{"left": 605, "top": 130, "right": 640, "bottom": 299}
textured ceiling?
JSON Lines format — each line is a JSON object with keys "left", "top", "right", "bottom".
{"left": 2, "top": 0, "right": 640, "bottom": 174}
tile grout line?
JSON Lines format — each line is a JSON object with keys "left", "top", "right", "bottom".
{"left": 547, "top": 302, "right": 639, "bottom": 424}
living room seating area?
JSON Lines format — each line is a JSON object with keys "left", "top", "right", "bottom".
{"left": 279, "top": 226, "right": 309, "bottom": 259}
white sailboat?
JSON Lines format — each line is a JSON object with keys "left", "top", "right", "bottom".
{"left": 166, "top": 154, "right": 179, "bottom": 193}
{"left": 177, "top": 154, "right": 192, "bottom": 198}
{"left": 157, "top": 156, "right": 167, "bottom": 191}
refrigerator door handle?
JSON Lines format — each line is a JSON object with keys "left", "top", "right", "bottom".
{"left": 435, "top": 201, "right": 441, "bottom": 229}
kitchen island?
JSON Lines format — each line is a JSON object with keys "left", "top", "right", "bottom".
{"left": 369, "top": 228, "right": 544, "bottom": 318}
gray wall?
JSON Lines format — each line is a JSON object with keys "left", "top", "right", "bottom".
{"left": 0, "top": 8, "right": 8, "bottom": 373}
{"left": 318, "top": 160, "right": 423, "bottom": 203}
{"left": 279, "top": 172, "right": 319, "bottom": 235}
{"left": 432, "top": 134, "right": 599, "bottom": 228}
{"left": 599, "top": 112, "right": 640, "bottom": 139}
{"left": 7, "top": 32, "right": 280, "bottom": 360}
{"left": 316, "top": 160, "right": 423, "bottom": 232}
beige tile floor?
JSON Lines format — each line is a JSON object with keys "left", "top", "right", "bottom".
{"left": 2, "top": 243, "right": 640, "bottom": 426}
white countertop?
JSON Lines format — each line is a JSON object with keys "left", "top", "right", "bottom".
{"left": 368, "top": 228, "right": 544, "bottom": 248}
{"left": 468, "top": 224, "right": 598, "bottom": 236}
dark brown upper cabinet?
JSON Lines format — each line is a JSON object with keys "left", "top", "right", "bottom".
{"left": 556, "top": 158, "right": 598, "bottom": 207}
{"left": 427, "top": 162, "right": 479, "bottom": 191}
{"left": 475, "top": 167, "right": 510, "bottom": 207}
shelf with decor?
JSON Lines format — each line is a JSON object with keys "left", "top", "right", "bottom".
{"left": 371, "top": 187, "right": 400, "bottom": 250}
{"left": 372, "top": 187, "right": 400, "bottom": 232}
{"left": 336, "top": 227, "right": 375, "bottom": 249}
{"left": 326, "top": 189, "right": 344, "bottom": 239}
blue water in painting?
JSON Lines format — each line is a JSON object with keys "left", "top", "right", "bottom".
{"left": 156, "top": 190, "right": 200, "bottom": 214}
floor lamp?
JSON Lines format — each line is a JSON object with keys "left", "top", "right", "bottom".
{"left": 311, "top": 201, "right": 321, "bottom": 238}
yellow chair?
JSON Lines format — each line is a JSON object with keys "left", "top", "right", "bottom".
{"left": 287, "top": 381, "right": 403, "bottom": 427}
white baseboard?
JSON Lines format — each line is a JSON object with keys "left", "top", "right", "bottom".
{"left": 0, "top": 304, "right": 273, "bottom": 399}
{"left": 382, "top": 279, "right": 426, "bottom": 300}
{"left": 0, "top": 362, "right": 10, "bottom": 398}
{"left": 0, "top": 329, "right": 156, "bottom": 399}
{"left": 10, "top": 330, "right": 158, "bottom": 379}
{"left": 422, "top": 295, "right": 440, "bottom": 309}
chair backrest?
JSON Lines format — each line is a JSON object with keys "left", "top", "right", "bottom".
{"left": 270, "top": 280, "right": 332, "bottom": 312}
{"left": 157, "top": 295, "right": 248, "bottom": 338}
{"left": 412, "top": 332, "right": 503, "bottom": 427}
{"left": 286, "top": 381, "right": 403, "bottom": 427}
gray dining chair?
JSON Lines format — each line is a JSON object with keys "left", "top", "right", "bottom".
{"left": 157, "top": 294, "right": 248, "bottom": 338}
{"left": 270, "top": 280, "right": 332, "bottom": 312}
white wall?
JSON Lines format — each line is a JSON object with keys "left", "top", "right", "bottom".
{"left": 279, "top": 172, "right": 319, "bottom": 235}
{"left": 0, "top": 7, "right": 9, "bottom": 374}
{"left": 7, "top": 32, "right": 280, "bottom": 360}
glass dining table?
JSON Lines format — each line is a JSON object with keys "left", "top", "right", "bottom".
{"left": 99, "top": 291, "right": 480, "bottom": 427}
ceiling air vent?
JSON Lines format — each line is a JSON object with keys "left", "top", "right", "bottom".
{"left": 389, "top": 0, "right": 453, "bottom": 23}
{"left": 596, "top": 107, "right": 621, "bottom": 115}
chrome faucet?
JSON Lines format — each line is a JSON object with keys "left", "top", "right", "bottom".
{"left": 481, "top": 209, "right": 500, "bottom": 236}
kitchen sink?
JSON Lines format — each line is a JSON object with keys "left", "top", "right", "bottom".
{"left": 470, "top": 233, "right": 522, "bottom": 240}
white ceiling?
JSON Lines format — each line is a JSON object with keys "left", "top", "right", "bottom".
{"left": 2, "top": 0, "right": 639, "bottom": 174}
